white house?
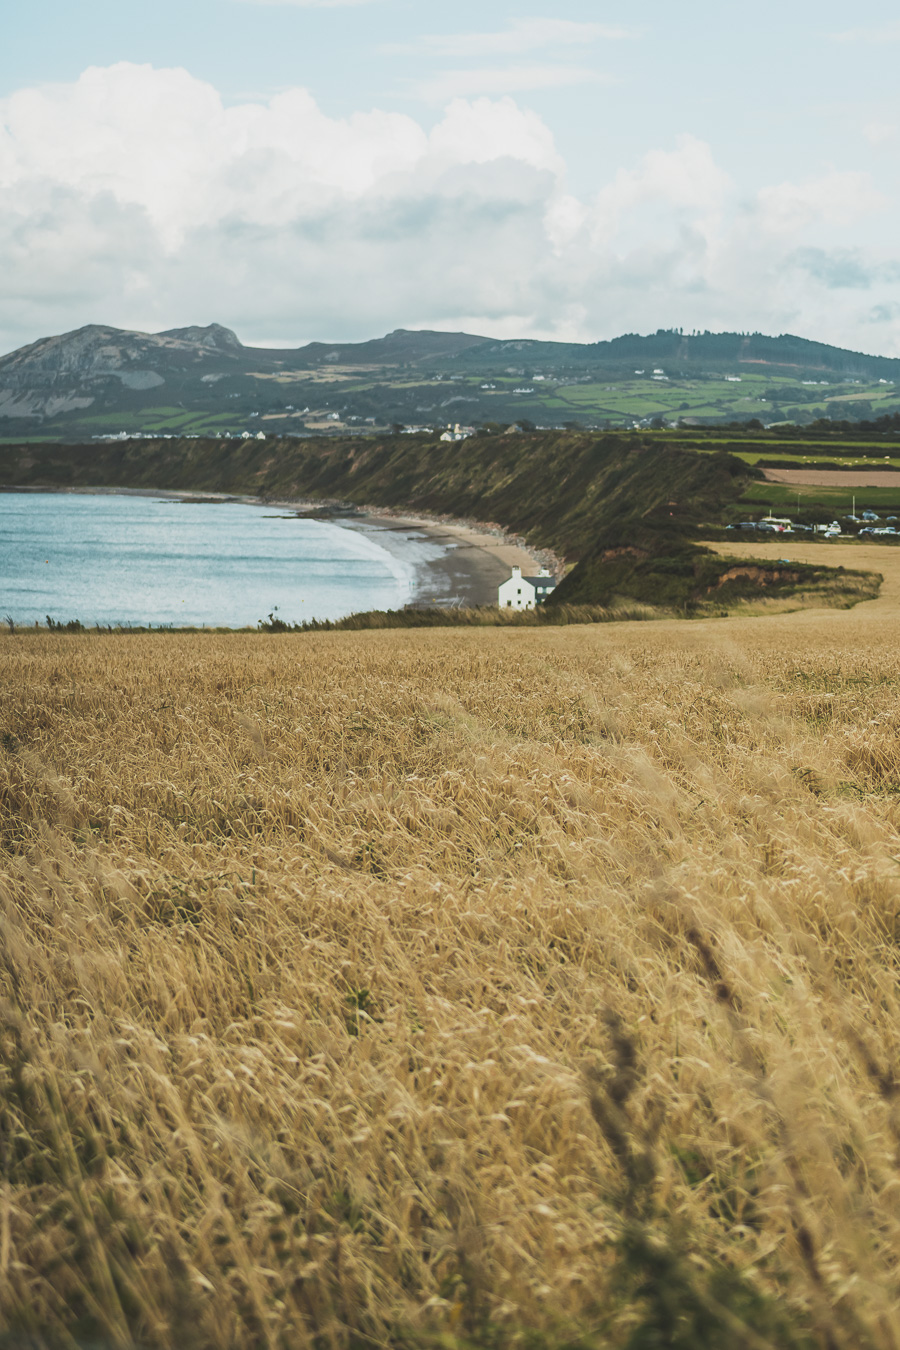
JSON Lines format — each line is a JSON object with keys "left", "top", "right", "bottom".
{"left": 440, "top": 423, "right": 475, "bottom": 442}
{"left": 498, "top": 566, "right": 557, "bottom": 610}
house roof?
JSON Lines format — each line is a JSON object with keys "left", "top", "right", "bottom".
{"left": 500, "top": 573, "right": 556, "bottom": 589}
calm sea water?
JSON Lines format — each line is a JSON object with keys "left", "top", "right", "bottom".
{"left": 0, "top": 492, "right": 437, "bottom": 627}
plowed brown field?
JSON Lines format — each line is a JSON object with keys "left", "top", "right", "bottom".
{"left": 763, "top": 466, "right": 900, "bottom": 486}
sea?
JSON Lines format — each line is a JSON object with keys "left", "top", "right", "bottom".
{"left": 0, "top": 491, "right": 447, "bottom": 628}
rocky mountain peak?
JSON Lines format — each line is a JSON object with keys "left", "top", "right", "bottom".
{"left": 159, "top": 323, "right": 243, "bottom": 351}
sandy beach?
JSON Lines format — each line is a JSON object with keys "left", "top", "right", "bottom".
{"left": 338, "top": 509, "right": 556, "bottom": 608}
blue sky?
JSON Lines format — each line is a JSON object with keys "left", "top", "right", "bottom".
{"left": 3, "top": 0, "right": 900, "bottom": 353}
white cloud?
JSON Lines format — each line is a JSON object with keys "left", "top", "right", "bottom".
{"left": 411, "top": 64, "right": 605, "bottom": 105}
{"left": 590, "top": 135, "right": 732, "bottom": 248}
{"left": 0, "top": 65, "right": 429, "bottom": 248}
{"left": 3, "top": 63, "right": 900, "bottom": 357}
{"left": 388, "top": 18, "right": 635, "bottom": 57}
{"left": 755, "top": 171, "right": 884, "bottom": 235}
{"left": 429, "top": 97, "right": 561, "bottom": 172}
{"left": 544, "top": 194, "right": 588, "bottom": 251}
{"left": 0, "top": 64, "right": 575, "bottom": 348}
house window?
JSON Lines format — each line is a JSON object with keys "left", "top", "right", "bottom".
{"left": 507, "top": 600, "right": 512, "bottom": 607}
{"left": 517, "top": 588, "right": 521, "bottom": 595}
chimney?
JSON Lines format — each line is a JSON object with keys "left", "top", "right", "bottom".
{"left": 512, "top": 566, "right": 521, "bottom": 577}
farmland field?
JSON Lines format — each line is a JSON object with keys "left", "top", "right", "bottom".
{"left": 703, "top": 450, "right": 900, "bottom": 468}
{"left": 4, "top": 565, "right": 900, "bottom": 1348}
{"left": 763, "top": 468, "right": 900, "bottom": 486}
{"left": 741, "top": 479, "right": 900, "bottom": 511}
{"left": 8, "top": 364, "right": 900, "bottom": 441}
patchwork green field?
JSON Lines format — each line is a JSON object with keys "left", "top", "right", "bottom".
{"left": 6, "top": 370, "right": 900, "bottom": 442}
{"left": 701, "top": 449, "right": 900, "bottom": 468}
{"left": 740, "top": 481, "right": 900, "bottom": 512}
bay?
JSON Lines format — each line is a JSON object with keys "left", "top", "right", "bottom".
{"left": 0, "top": 491, "right": 440, "bottom": 627}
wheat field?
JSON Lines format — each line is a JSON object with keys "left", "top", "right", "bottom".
{"left": 3, "top": 572, "right": 900, "bottom": 1348}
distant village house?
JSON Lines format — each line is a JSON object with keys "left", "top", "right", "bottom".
{"left": 498, "top": 566, "right": 557, "bottom": 610}
{"left": 440, "top": 423, "right": 475, "bottom": 442}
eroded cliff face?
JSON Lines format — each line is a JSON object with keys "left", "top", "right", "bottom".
{"left": 710, "top": 565, "right": 802, "bottom": 590}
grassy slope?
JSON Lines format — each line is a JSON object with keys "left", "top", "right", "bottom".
{"left": 540, "top": 447, "right": 880, "bottom": 610}
{"left": 4, "top": 622, "right": 900, "bottom": 1348}
{"left": 550, "top": 524, "right": 879, "bottom": 611}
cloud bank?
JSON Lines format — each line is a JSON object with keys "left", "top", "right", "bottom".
{"left": 0, "top": 62, "right": 898, "bottom": 355}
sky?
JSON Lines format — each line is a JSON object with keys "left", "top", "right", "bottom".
{"left": 3, "top": 0, "right": 900, "bottom": 355}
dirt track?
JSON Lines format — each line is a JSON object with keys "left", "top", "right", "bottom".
{"left": 763, "top": 467, "right": 900, "bottom": 486}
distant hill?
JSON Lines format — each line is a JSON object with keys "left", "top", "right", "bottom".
{"left": 3, "top": 322, "right": 900, "bottom": 438}
{"left": 0, "top": 323, "right": 491, "bottom": 429}
{"left": 575, "top": 330, "right": 900, "bottom": 380}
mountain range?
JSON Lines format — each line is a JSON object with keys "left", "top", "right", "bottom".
{"left": 3, "top": 322, "right": 900, "bottom": 438}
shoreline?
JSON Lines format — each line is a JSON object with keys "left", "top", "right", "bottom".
{"left": 0, "top": 483, "right": 559, "bottom": 611}
{"left": 336, "top": 509, "right": 557, "bottom": 608}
